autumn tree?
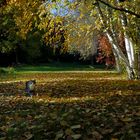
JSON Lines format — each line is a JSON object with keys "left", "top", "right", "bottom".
{"left": 65, "top": 1, "right": 98, "bottom": 62}
{"left": 0, "top": 0, "right": 44, "bottom": 63}
{"left": 96, "top": 0, "right": 140, "bottom": 79}
{"left": 0, "top": 0, "right": 68, "bottom": 63}
{"left": 65, "top": 0, "right": 140, "bottom": 79}
{"left": 0, "top": 0, "right": 19, "bottom": 53}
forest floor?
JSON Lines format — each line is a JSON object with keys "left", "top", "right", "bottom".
{"left": 0, "top": 72, "right": 140, "bottom": 140}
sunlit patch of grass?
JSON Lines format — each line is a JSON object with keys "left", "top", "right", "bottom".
{"left": 0, "top": 71, "right": 124, "bottom": 83}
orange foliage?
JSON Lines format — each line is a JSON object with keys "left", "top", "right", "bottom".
{"left": 96, "top": 35, "right": 115, "bottom": 68}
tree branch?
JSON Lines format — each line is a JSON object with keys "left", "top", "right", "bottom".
{"left": 98, "top": 0, "right": 140, "bottom": 18}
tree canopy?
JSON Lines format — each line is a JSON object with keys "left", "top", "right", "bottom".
{"left": 0, "top": 0, "right": 140, "bottom": 78}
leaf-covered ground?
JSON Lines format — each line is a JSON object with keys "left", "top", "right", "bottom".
{"left": 0, "top": 72, "right": 140, "bottom": 140}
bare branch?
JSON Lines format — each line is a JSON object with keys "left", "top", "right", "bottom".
{"left": 98, "top": 0, "right": 140, "bottom": 18}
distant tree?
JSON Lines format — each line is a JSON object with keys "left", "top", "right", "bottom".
{"left": 0, "top": 0, "right": 70, "bottom": 64}
{"left": 65, "top": 2, "right": 98, "bottom": 60}
{"left": 96, "top": 35, "right": 115, "bottom": 69}
{"left": 0, "top": 0, "right": 19, "bottom": 53}
{"left": 0, "top": 0, "right": 43, "bottom": 64}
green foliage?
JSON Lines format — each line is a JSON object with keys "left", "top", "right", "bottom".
{"left": 0, "top": 72, "right": 140, "bottom": 139}
{"left": 20, "top": 30, "right": 43, "bottom": 63}
{"left": 0, "top": 0, "right": 68, "bottom": 64}
{"left": 0, "top": 67, "right": 16, "bottom": 76}
{"left": 0, "top": 0, "right": 46, "bottom": 54}
{"left": 0, "top": 1, "right": 18, "bottom": 53}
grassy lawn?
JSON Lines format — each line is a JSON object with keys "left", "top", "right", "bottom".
{"left": 0, "top": 69, "right": 139, "bottom": 139}
{"left": 15, "top": 63, "right": 108, "bottom": 73}
{"left": 0, "top": 63, "right": 116, "bottom": 82}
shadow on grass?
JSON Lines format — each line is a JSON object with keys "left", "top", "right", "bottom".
{"left": 15, "top": 62, "right": 108, "bottom": 73}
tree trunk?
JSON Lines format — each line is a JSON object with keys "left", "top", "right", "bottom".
{"left": 124, "top": 34, "right": 135, "bottom": 79}
{"left": 124, "top": 34, "right": 134, "bottom": 67}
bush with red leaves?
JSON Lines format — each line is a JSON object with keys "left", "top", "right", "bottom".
{"left": 96, "top": 34, "right": 126, "bottom": 69}
{"left": 96, "top": 35, "right": 115, "bottom": 69}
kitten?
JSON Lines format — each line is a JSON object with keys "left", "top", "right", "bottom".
{"left": 25, "top": 80, "right": 36, "bottom": 96}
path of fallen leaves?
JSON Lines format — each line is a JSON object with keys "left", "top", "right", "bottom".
{"left": 0, "top": 73, "right": 140, "bottom": 140}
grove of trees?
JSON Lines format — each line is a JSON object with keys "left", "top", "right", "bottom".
{"left": 0, "top": 0, "right": 140, "bottom": 79}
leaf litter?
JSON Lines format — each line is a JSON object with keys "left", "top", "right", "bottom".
{"left": 0, "top": 73, "right": 140, "bottom": 139}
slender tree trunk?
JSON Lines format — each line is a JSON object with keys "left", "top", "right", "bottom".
{"left": 124, "top": 34, "right": 134, "bottom": 66}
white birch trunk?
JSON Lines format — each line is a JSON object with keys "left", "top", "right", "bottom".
{"left": 124, "top": 34, "right": 135, "bottom": 67}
